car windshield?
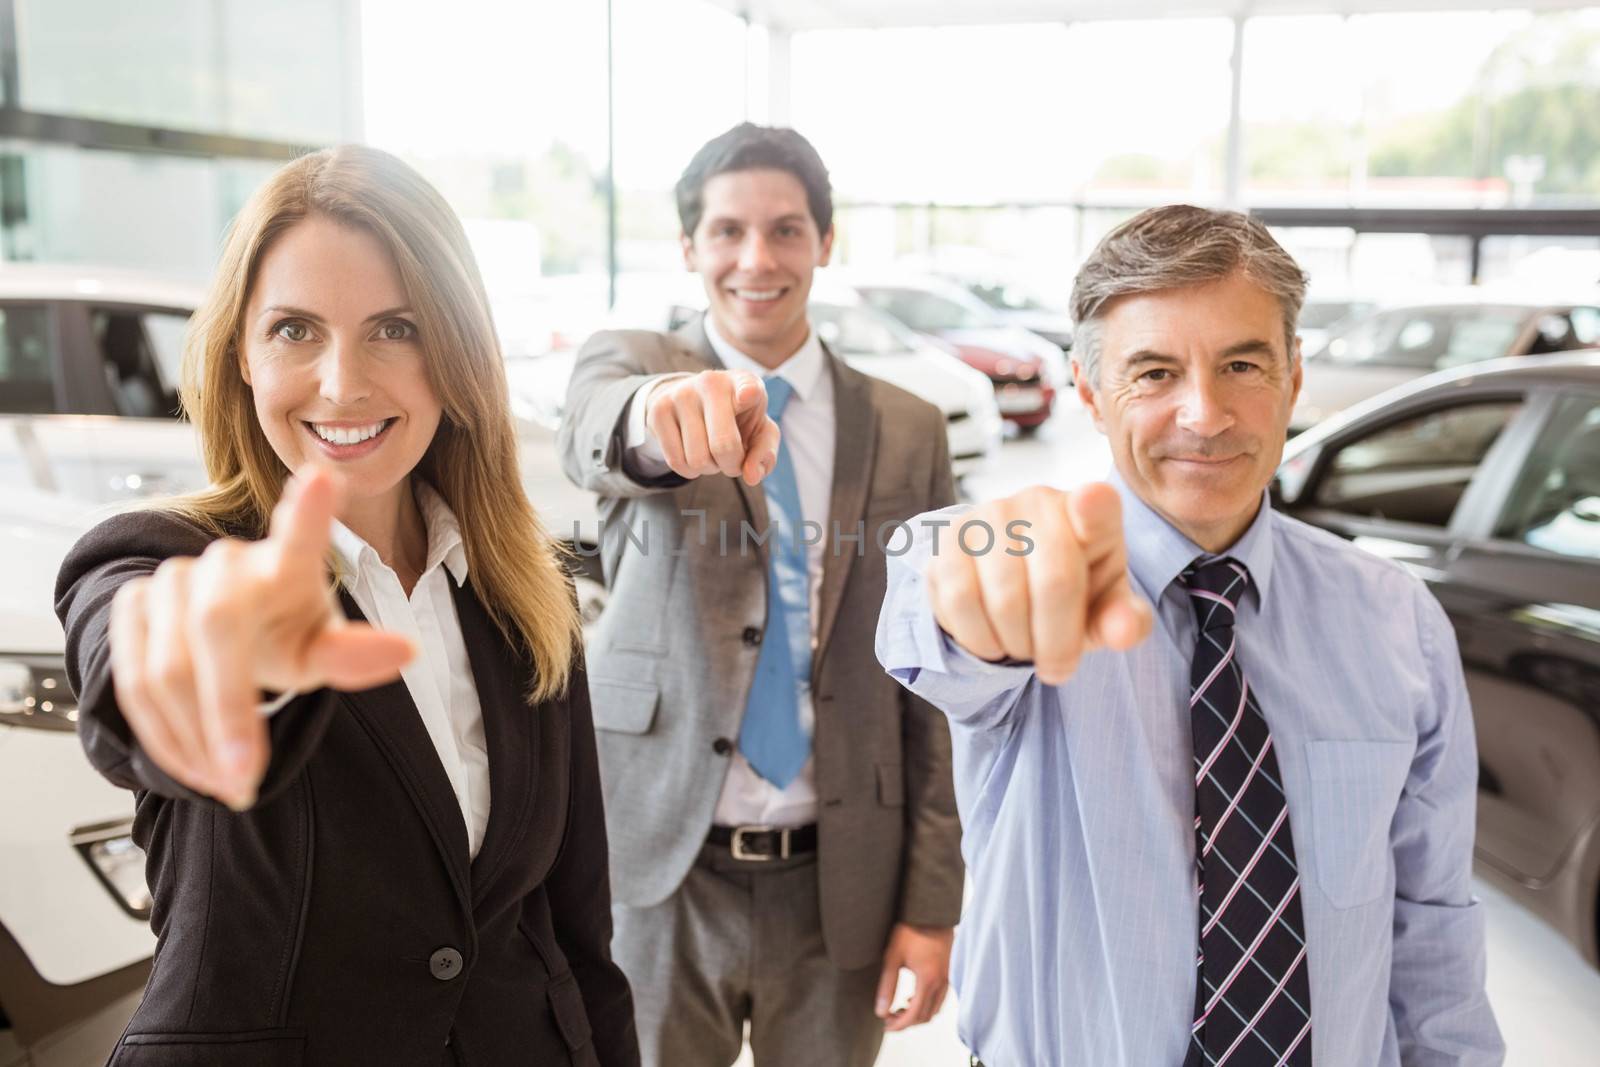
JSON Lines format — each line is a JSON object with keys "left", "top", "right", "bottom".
{"left": 810, "top": 302, "right": 917, "bottom": 356}
{"left": 1315, "top": 305, "right": 1529, "bottom": 370}
{"left": 968, "top": 282, "right": 1049, "bottom": 313}
{"left": 860, "top": 287, "right": 990, "bottom": 332}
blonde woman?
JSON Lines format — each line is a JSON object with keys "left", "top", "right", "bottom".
{"left": 54, "top": 146, "right": 638, "bottom": 1067}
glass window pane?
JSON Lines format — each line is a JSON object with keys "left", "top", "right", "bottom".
{"left": 0, "top": 145, "right": 276, "bottom": 279}
{"left": 1313, "top": 400, "right": 1523, "bottom": 526}
{"left": 92, "top": 309, "right": 182, "bottom": 419}
{"left": 16, "top": 0, "right": 219, "bottom": 132}
{"left": 142, "top": 311, "right": 191, "bottom": 390}
{"left": 14, "top": 0, "right": 353, "bottom": 143}
{"left": 0, "top": 304, "right": 56, "bottom": 414}
{"left": 1495, "top": 396, "right": 1600, "bottom": 560}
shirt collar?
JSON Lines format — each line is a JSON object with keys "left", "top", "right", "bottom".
{"left": 703, "top": 314, "right": 827, "bottom": 403}
{"left": 330, "top": 480, "right": 469, "bottom": 589}
{"left": 1110, "top": 466, "right": 1275, "bottom": 606}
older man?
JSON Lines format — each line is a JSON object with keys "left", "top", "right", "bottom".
{"left": 876, "top": 205, "right": 1503, "bottom": 1066}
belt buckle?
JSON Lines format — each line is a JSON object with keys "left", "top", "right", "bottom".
{"left": 730, "top": 824, "right": 787, "bottom": 861}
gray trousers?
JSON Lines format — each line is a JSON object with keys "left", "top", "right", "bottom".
{"left": 613, "top": 842, "right": 886, "bottom": 1067}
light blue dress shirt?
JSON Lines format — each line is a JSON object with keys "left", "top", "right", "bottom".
{"left": 875, "top": 474, "right": 1503, "bottom": 1066}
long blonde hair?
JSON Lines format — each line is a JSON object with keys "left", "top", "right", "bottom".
{"left": 169, "top": 145, "right": 579, "bottom": 702}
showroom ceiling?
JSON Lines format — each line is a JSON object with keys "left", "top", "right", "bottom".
{"left": 705, "top": 0, "right": 1599, "bottom": 30}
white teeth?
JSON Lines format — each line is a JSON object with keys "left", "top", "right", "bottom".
{"left": 734, "top": 289, "right": 781, "bottom": 301}
{"left": 312, "top": 420, "right": 387, "bottom": 446}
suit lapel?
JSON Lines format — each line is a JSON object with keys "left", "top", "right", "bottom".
{"left": 453, "top": 579, "right": 539, "bottom": 905}
{"left": 336, "top": 589, "right": 473, "bottom": 916}
{"left": 814, "top": 354, "right": 876, "bottom": 671}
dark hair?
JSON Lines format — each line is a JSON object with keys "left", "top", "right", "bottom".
{"left": 675, "top": 123, "right": 833, "bottom": 238}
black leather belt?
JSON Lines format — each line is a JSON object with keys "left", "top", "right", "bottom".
{"left": 708, "top": 823, "right": 817, "bottom": 861}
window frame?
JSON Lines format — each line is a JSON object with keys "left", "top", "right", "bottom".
{"left": 1288, "top": 385, "right": 1546, "bottom": 546}
{"left": 0, "top": 297, "right": 65, "bottom": 415}
{"left": 1469, "top": 385, "right": 1600, "bottom": 565}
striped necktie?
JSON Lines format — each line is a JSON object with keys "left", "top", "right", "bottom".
{"left": 1181, "top": 557, "right": 1313, "bottom": 1066}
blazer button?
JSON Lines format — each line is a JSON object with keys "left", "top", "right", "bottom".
{"left": 429, "top": 946, "right": 464, "bottom": 981}
{"left": 712, "top": 737, "right": 733, "bottom": 756}
{"left": 742, "top": 627, "right": 762, "bottom": 647}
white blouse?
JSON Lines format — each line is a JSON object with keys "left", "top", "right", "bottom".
{"left": 326, "top": 484, "right": 491, "bottom": 858}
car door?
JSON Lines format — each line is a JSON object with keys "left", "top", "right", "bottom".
{"left": 1431, "top": 387, "right": 1600, "bottom": 897}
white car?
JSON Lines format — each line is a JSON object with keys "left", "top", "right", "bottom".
{"left": 807, "top": 300, "right": 1003, "bottom": 476}
{"left": 0, "top": 487, "right": 151, "bottom": 1066}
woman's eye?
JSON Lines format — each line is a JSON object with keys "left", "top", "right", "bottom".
{"left": 1142, "top": 369, "right": 1171, "bottom": 382}
{"left": 273, "top": 320, "right": 311, "bottom": 343}
{"left": 378, "top": 320, "right": 416, "bottom": 341}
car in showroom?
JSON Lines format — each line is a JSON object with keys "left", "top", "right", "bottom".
{"left": 0, "top": 264, "right": 609, "bottom": 622}
{"left": 1295, "top": 292, "right": 1378, "bottom": 358}
{"left": 953, "top": 277, "right": 1075, "bottom": 354}
{"left": 848, "top": 275, "right": 1065, "bottom": 431}
{"left": 1291, "top": 293, "right": 1600, "bottom": 434}
{"left": 0, "top": 486, "right": 153, "bottom": 1067}
{"left": 1274, "top": 350, "right": 1600, "bottom": 968}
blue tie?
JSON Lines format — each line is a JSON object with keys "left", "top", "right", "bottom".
{"left": 737, "top": 375, "right": 812, "bottom": 789}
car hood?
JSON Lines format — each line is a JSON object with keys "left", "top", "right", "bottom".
{"left": 0, "top": 489, "right": 99, "bottom": 654}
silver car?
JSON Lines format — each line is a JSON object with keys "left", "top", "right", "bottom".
{"left": 1293, "top": 295, "right": 1600, "bottom": 434}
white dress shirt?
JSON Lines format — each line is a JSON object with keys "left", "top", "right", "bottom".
{"left": 326, "top": 483, "right": 492, "bottom": 858}
{"left": 623, "top": 317, "right": 835, "bottom": 828}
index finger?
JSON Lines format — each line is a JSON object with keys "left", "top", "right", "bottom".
{"left": 267, "top": 465, "right": 341, "bottom": 569}
{"left": 700, "top": 372, "right": 747, "bottom": 478}
{"left": 1068, "top": 484, "right": 1153, "bottom": 652}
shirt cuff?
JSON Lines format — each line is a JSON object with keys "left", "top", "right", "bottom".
{"left": 622, "top": 374, "right": 689, "bottom": 479}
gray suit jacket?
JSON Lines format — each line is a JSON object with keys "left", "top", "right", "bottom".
{"left": 558, "top": 315, "right": 964, "bottom": 969}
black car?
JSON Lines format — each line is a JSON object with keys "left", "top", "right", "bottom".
{"left": 1273, "top": 350, "right": 1600, "bottom": 968}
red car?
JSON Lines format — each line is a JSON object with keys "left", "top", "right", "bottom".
{"left": 942, "top": 340, "right": 1056, "bottom": 432}
{"left": 855, "top": 280, "right": 1060, "bottom": 434}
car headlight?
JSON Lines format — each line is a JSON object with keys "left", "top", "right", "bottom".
{"left": 72, "top": 820, "right": 152, "bottom": 921}
{"left": 0, "top": 655, "right": 78, "bottom": 732}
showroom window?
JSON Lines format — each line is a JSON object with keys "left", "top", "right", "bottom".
{"left": 1493, "top": 395, "right": 1600, "bottom": 561}
{"left": 0, "top": 304, "right": 55, "bottom": 414}
{"left": 1312, "top": 399, "right": 1523, "bottom": 526}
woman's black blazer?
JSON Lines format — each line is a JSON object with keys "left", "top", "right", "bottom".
{"left": 54, "top": 509, "right": 639, "bottom": 1067}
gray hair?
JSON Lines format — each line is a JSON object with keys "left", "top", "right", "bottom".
{"left": 1070, "top": 205, "right": 1309, "bottom": 389}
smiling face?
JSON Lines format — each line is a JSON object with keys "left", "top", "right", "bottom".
{"left": 238, "top": 214, "right": 442, "bottom": 532}
{"left": 1076, "top": 271, "right": 1303, "bottom": 552}
{"left": 682, "top": 167, "right": 833, "bottom": 367}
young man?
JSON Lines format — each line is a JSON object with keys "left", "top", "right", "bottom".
{"left": 877, "top": 206, "right": 1503, "bottom": 1066}
{"left": 559, "top": 123, "right": 963, "bottom": 1067}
